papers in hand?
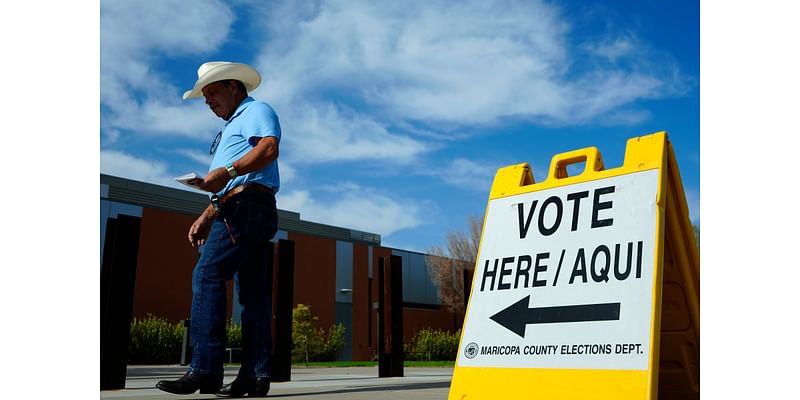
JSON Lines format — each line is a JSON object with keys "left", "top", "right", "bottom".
{"left": 175, "top": 172, "right": 204, "bottom": 189}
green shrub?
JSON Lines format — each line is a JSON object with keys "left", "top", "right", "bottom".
{"left": 226, "top": 320, "right": 242, "bottom": 349}
{"left": 321, "top": 323, "right": 345, "bottom": 361}
{"left": 292, "top": 304, "right": 346, "bottom": 364}
{"left": 128, "top": 314, "right": 184, "bottom": 364}
{"left": 404, "top": 328, "right": 461, "bottom": 361}
{"left": 128, "top": 315, "right": 242, "bottom": 364}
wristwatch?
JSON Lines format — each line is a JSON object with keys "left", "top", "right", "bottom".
{"left": 225, "top": 162, "right": 238, "bottom": 178}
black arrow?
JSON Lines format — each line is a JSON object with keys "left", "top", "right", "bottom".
{"left": 489, "top": 295, "right": 620, "bottom": 338}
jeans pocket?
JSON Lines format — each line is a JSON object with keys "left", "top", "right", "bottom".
{"left": 243, "top": 201, "right": 277, "bottom": 243}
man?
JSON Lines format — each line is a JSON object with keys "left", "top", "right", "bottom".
{"left": 156, "top": 61, "right": 280, "bottom": 397}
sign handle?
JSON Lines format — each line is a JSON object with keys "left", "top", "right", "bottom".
{"left": 547, "top": 147, "right": 605, "bottom": 179}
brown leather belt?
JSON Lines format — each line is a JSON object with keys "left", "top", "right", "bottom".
{"left": 220, "top": 184, "right": 274, "bottom": 204}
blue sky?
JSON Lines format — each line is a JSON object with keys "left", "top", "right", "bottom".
{"left": 99, "top": 0, "right": 699, "bottom": 253}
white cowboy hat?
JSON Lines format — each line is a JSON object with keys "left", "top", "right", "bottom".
{"left": 182, "top": 61, "right": 261, "bottom": 100}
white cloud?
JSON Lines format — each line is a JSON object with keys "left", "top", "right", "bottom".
{"left": 424, "top": 158, "right": 498, "bottom": 191}
{"left": 252, "top": 0, "right": 681, "bottom": 130}
{"left": 106, "top": 100, "right": 219, "bottom": 139}
{"left": 101, "top": 0, "right": 233, "bottom": 88}
{"left": 100, "top": 0, "right": 234, "bottom": 139}
{"left": 277, "top": 187, "right": 423, "bottom": 238}
{"left": 256, "top": 1, "right": 565, "bottom": 124}
{"left": 101, "top": 0, "right": 233, "bottom": 56}
{"left": 279, "top": 101, "right": 429, "bottom": 164}
{"left": 597, "top": 109, "right": 653, "bottom": 126}
{"left": 278, "top": 161, "right": 297, "bottom": 184}
{"left": 100, "top": 150, "right": 188, "bottom": 190}
{"left": 102, "top": 148, "right": 297, "bottom": 195}
{"left": 175, "top": 148, "right": 214, "bottom": 166}
{"left": 101, "top": 0, "right": 689, "bottom": 173}
{"left": 276, "top": 190, "right": 311, "bottom": 214}
{"left": 566, "top": 71, "right": 664, "bottom": 122}
{"left": 586, "top": 35, "right": 637, "bottom": 62}
{"left": 103, "top": 128, "right": 121, "bottom": 144}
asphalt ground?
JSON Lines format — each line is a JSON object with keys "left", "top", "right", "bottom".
{"left": 100, "top": 365, "right": 454, "bottom": 399}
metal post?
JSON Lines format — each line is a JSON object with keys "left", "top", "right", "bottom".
{"left": 100, "top": 215, "right": 141, "bottom": 390}
{"left": 271, "top": 240, "right": 294, "bottom": 382}
{"left": 377, "top": 257, "right": 390, "bottom": 377}
{"left": 180, "top": 319, "right": 191, "bottom": 366}
{"left": 389, "top": 255, "right": 404, "bottom": 377}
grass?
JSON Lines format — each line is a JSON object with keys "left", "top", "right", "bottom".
{"left": 405, "top": 360, "right": 455, "bottom": 367}
{"left": 291, "top": 360, "right": 455, "bottom": 368}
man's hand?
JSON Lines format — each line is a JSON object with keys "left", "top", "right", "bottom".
{"left": 188, "top": 167, "right": 231, "bottom": 193}
{"left": 188, "top": 214, "right": 213, "bottom": 247}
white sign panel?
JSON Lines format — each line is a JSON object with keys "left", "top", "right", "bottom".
{"left": 458, "top": 169, "right": 659, "bottom": 371}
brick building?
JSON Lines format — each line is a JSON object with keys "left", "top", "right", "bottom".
{"left": 100, "top": 174, "right": 469, "bottom": 361}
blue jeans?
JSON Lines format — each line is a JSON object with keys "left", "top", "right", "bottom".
{"left": 190, "top": 189, "right": 278, "bottom": 378}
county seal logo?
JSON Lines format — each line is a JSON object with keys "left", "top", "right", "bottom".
{"left": 464, "top": 342, "right": 479, "bottom": 359}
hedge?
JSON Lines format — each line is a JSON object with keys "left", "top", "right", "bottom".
{"left": 127, "top": 314, "right": 184, "bottom": 364}
{"left": 291, "top": 304, "right": 345, "bottom": 364}
{"left": 127, "top": 315, "right": 241, "bottom": 364}
{"left": 404, "top": 328, "right": 461, "bottom": 361}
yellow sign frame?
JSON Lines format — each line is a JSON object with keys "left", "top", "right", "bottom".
{"left": 449, "top": 131, "right": 699, "bottom": 400}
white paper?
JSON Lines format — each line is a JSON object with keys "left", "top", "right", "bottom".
{"left": 174, "top": 172, "right": 203, "bottom": 189}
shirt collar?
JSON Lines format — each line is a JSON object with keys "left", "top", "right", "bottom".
{"left": 225, "top": 96, "right": 254, "bottom": 125}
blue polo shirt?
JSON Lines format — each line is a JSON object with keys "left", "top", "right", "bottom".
{"left": 209, "top": 97, "right": 281, "bottom": 196}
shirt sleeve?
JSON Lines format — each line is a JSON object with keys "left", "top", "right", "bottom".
{"left": 242, "top": 102, "right": 281, "bottom": 147}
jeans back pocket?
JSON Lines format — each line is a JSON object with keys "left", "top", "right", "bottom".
{"left": 242, "top": 200, "right": 278, "bottom": 243}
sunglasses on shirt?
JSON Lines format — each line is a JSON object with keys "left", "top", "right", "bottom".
{"left": 210, "top": 131, "right": 222, "bottom": 155}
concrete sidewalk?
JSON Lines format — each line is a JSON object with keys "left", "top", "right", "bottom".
{"left": 101, "top": 365, "right": 454, "bottom": 399}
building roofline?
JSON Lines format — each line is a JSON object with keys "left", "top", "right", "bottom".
{"left": 100, "top": 174, "right": 380, "bottom": 245}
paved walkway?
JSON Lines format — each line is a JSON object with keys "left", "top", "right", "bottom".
{"left": 101, "top": 365, "right": 454, "bottom": 399}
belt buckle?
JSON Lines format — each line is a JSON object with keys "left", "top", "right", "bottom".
{"left": 210, "top": 194, "right": 221, "bottom": 213}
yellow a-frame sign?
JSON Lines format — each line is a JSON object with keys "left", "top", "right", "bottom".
{"left": 449, "top": 132, "right": 699, "bottom": 400}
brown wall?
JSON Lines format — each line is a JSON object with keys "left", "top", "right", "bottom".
{"left": 125, "top": 207, "right": 467, "bottom": 361}
{"left": 132, "top": 207, "right": 233, "bottom": 323}
{"left": 287, "top": 232, "right": 336, "bottom": 329}
{"left": 404, "top": 308, "right": 464, "bottom": 339}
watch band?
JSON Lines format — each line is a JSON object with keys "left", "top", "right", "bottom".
{"left": 225, "top": 162, "right": 238, "bottom": 178}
